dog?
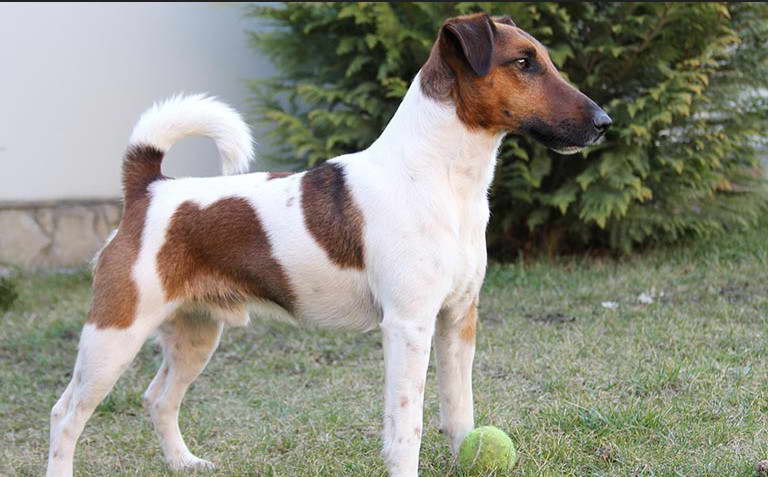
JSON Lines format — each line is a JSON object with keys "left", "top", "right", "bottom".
{"left": 46, "top": 12, "right": 610, "bottom": 477}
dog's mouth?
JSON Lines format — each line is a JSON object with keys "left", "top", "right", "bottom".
{"left": 551, "top": 145, "right": 586, "bottom": 155}
{"left": 525, "top": 118, "right": 604, "bottom": 156}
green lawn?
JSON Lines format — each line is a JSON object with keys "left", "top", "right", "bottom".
{"left": 2, "top": 223, "right": 767, "bottom": 476}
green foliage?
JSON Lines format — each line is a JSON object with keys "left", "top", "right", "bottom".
{"left": 0, "top": 275, "right": 18, "bottom": 312}
{"left": 247, "top": 2, "right": 768, "bottom": 255}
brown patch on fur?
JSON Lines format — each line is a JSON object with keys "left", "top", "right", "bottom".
{"left": 88, "top": 146, "right": 166, "bottom": 328}
{"left": 400, "top": 396, "right": 409, "bottom": 408}
{"left": 88, "top": 223, "right": 141, "bottom": 329}
{"left": 157, "top": 197, "right": 296, "bottom": 312}
{"left": 459, "top": 301, "right": 478, "bottom": 343}
{"left": 267, "top": 171, "right": 294, "bottom": 180}
{"left": 421, "top": 13, "right": 597, "bottom": 135}
{"left": 301, "top": 163, "right": 365, "bottom": 269}
{"left": 122, "top": 145, "right": 166, "bottom": 200}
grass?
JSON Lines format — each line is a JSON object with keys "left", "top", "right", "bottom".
{"left": 2, "top": 222, "right": 768, "bottom": 477}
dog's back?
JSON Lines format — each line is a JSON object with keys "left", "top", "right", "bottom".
{"left": 99, "top": 93, "right": 386, "bottom": 333}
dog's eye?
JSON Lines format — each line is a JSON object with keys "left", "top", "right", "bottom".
{"left": 514, "top": 58, "right": 530, "bottom": 71}
{"left": 503, "top": 58, "right": 531, "bottom": 71}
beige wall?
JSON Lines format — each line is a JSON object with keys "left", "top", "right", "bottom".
{"left": 0, "top": 2, "right": 273, "bottom": 202}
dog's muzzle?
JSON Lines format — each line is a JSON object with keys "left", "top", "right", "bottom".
{"left": 525, "top": 107, "right": 612, "bottom": 155}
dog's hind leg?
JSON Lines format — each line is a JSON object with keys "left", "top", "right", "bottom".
{"left": 143, "top": 307, "right": 223, "bottom": 471}
{"left": 46, "top": 310, "right": 169, "bottom": 477}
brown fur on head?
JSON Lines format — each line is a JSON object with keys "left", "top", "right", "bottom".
{"left": 421, "top": 13, "right": 611, "bottom": 154}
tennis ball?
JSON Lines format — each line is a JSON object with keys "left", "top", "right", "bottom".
{"left": 458, "top": 426, "right": 517, "bottom": 475}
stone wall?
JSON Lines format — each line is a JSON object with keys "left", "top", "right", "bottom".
{"left": 0, "top": 200, "right": 122, "bottom": 268}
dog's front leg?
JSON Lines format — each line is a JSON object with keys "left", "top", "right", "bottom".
{"left": 435, "top": 301, "right": 477, "bottom": 454}
{"left": 380, "top": 312, "right": 435, "bottom": 477}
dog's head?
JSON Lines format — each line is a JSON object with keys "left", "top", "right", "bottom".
{"left": 421, "top": 13, "right": 611, "bottom": 154}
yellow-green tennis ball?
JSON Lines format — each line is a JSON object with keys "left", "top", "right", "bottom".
{"left": 458, "top": 426, "right": 517, "bottom": 474}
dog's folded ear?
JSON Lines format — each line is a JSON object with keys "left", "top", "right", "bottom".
{"left": 442, "top": 13, "right": 496, "bottom": 77}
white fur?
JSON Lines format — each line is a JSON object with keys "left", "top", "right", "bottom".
{"left": 344, "top": 73, "right": 498, "bottom": 474}
{"left": 129, "top": 94, "right": 254, "bottom": 175}
{"left": 47, "top": 72, "right": 502, "bottom": 477}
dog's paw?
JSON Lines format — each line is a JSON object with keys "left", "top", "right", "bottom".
{"left": 169, "top": 454, "right": 215, "bottom": 472}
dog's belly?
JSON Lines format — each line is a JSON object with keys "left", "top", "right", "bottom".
{"left": 282, "top": 265, "right": 379, "bottom": 330}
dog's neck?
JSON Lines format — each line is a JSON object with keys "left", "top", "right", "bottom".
{"left": 368, "top": 71, "right": 504, "bottom": 205}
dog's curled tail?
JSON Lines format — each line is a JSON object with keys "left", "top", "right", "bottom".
{"left": 122, "top": 94, "right": 254, "bottom": 199}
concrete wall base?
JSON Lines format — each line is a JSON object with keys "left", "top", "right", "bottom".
{"left": 0, "top": 200, "right": 122, "bottom": 268}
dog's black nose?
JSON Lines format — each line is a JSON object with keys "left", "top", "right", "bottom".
{"left": 592, "top": 110, "right": 612, "bottom": 133}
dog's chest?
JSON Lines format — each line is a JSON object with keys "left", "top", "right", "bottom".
{"left": 444, "top": 212, "right": 488, "bottom": 310}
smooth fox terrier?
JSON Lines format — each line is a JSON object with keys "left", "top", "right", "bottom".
{"left": 46, "top": 13, "right": 610, "bottom": 477}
